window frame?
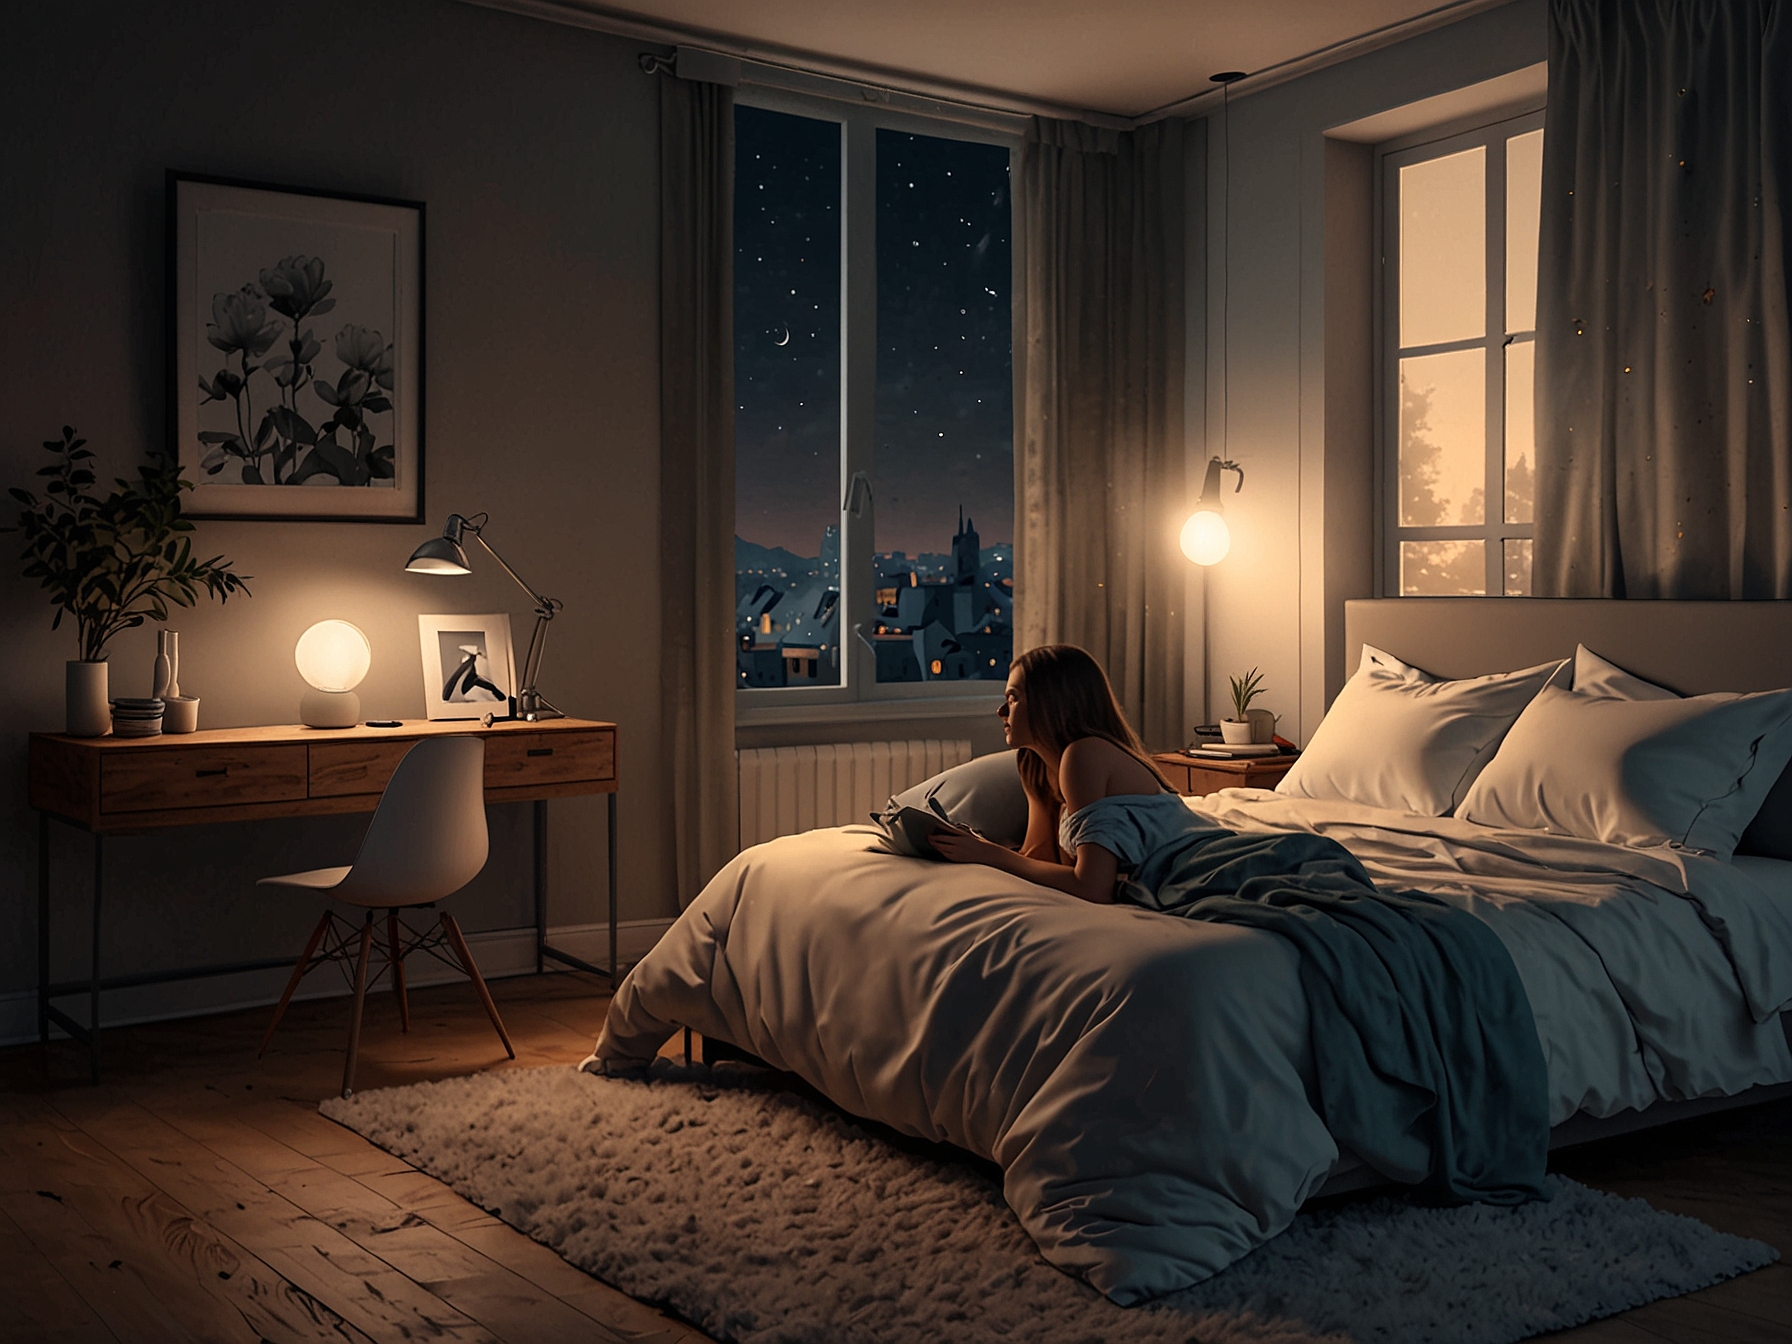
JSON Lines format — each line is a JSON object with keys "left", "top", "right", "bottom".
{"left": 733, "top": 86, "right": 1022, "bottom": 717}
{"left": 1374, "top": 105, "right": 1544, "bottom": 598}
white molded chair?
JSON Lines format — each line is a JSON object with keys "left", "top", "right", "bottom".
{"left": 257, "top": 736, "right": 514, "bottom": 1096}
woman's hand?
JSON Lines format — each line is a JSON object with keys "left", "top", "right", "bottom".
{"left": 929, "top": 828, "right": 1018, "bottom": 870}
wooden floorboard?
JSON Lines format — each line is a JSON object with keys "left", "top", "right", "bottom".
{"left": 2, "top": 972, "right": 1787, "bottom": 1343}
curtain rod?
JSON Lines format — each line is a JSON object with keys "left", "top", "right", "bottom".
{"left": 1134, "top": 0, "right": 1517, "bottom": 124}
{"left": 465, "top": 0, "right": 1522, "bottom": 130}
{"left": 461, "top": 0, "right": 1128, "bottom": 129}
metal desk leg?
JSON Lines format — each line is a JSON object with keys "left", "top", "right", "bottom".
{"left": 89, "top": 832, "right": 102, "bottom": 1084}
{"left": 533, "top": 799, "right": 547, "bottom": 975}
{"left": 37, "top": 813, "right": 49, "bottom": 1044}
{"left": 608, "top": 791, "right": 618, "bottom": 985}
{"left": 538, "top": 789, "right": 620, "bottom": 985}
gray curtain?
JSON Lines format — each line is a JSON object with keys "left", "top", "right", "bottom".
{"left": 660, "top": 74, "right": 737, "bottom": 905}
{"left": 1534, "top": 0, "right": 1792, "bottom": 598}
{"left": 1017, "top": 118, "right": 1188, "bottom": 747}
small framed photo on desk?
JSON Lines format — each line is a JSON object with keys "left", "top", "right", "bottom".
{"left": 418, "top": 613, "right": 514, "bottom": 719}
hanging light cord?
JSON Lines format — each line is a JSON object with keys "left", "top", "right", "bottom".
{"left": 1222, "top": 76, "right": 1230, "bottom": 464}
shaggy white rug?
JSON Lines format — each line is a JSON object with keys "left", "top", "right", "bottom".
{"left": 321, "top": 1063, "right": 1775, "bottom": 1344}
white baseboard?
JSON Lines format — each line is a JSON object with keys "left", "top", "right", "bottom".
{"left": 0, "top": 918, "right": 675, "bottom": 1049}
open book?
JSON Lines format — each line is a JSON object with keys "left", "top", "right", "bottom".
{"left": 876, "top": 803, "right": 975, "bottom": 860}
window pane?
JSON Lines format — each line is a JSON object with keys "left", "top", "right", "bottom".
{"left": 1400, "top": 147, "right": 1485, "bottom": 348}
{"left": 871, "top": 129, "right": 1013, "bottom": 683}
{"left": 1401, "top": 540, "right": 1486, "bottom": 595}
{"left": 1504, "top": 539, "right": 1533, "bottom": 595}
{"left": 734, "top": 106, "right": 843, "bottom": 688}
{"left": 1504, "top": 338, "right": 1534, "bottom": 524}
{"left": 1399, "top": 349, "right": 1485, "bottom": 527}
{"left": 1506, "top": 129, "right": 1543, "bottom": 333}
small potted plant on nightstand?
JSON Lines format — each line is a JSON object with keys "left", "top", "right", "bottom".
{"left": 1221, "top": 667, "right": 1268, "bottom": 744}
{"left": 8, "top": 426, "right": 251, "bottom": 736}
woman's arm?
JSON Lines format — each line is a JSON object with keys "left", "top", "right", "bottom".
{"left": 1017, "top": 779, "right": 1062, "bottom": 862}
{"left": 929, "top": 828, "right": 1121, "bottom": 903}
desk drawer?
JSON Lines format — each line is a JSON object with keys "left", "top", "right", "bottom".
{"left": 485, "top": 730, "right": 614, "bottom": 788}
{"left": 309, "top": 740, "right": 417, "bottom": 799}
{"left": 101, "top": 745, "right": 309, "bottom": 814}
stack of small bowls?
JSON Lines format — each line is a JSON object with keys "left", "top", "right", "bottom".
{"left": 111, "top": 697, "right": 165, "bottom": 737}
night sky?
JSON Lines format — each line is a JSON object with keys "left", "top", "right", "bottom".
{"left": 734, "top": 107, "right": 1013, "bottom": 561}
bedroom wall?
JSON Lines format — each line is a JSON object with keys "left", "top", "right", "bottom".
{"left": 0, "top": 0, "right": 670, "bottom": 1039}
{"left": 1192, "top": 0, "right": 1548, "bottom": 744}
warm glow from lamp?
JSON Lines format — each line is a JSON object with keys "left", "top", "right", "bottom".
{"left": 295, "top": 620, "right": 371, "bottom": 728}
{"left": 1179, "top": 509, "right": 1232, "bottom": 566}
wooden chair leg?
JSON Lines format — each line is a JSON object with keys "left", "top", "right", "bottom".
{"left": 259, "top": 911, "right": 333, "bottom": 1058}
{"left": 440, "top": 911, "right": 515, "bottom": 1060}
{"left": 387, "top": 910, "right": 409, "bottom": 1033}
{"left": 341, "top": 911, "right": 376, "bottom": 1098}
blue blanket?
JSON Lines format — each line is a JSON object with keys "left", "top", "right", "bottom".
{"left": 1143, "top": 830, "right": 1550, "bottom": 1202}
{"left": 1064, "top": 797, "right": 1550, "bottom": 1204}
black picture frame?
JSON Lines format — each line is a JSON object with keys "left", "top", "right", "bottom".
{"left": 167, "top": 171, "right": 425, "bottom": 522}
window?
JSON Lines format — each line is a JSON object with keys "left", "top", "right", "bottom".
{"left": 1380, "top": 110, "right": 1542, "bottom": 596}
{"left": 734, "top": 98, "right": 1015, "bottom": 701}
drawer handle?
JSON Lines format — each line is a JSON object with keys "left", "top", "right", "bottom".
{"left": 527, "top": 747, "right": 554, "bottom": 757}
{"left": 195, "top": 766, "right": 229, "bottom": 778}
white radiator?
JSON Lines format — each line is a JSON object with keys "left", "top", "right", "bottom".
{"left": 737, "top": 739, "right": 972, "bottom": 849}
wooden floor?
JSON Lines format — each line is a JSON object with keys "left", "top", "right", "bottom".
{"left": 0, "top": 974, "right": 1786, "bottom": 1344}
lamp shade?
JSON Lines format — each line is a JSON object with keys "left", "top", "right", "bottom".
{"left": 1179, "top": 508, "right": 1232, "bottom": 566}
{"left": 295, "top": 620, "right": 371, "bottom": 693}
{"left": 405, "top": 533, "right": 471, "bottom": 574}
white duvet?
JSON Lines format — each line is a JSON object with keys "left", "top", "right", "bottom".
{"left": 592, "top": 790, "right": 1792, "bottom": 1303}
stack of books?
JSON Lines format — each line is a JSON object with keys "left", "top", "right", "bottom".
{"left": 110, "top": 697, "right": 165, "bottom": 738}
{"left": 1185, "top": 742, "right": 1282, "bottom": 759}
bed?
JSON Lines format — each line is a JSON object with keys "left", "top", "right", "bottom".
{"left": 593, "top": 598, "right": 1792, "bottom": 1305}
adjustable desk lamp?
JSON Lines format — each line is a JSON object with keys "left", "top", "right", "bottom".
{"left": 405, "top": 512, "right": 565, "bottom": 721}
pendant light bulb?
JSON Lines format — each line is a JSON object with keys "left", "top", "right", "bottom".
{"left": 1180, "top": 509, "right": 1232, "bottom": 566}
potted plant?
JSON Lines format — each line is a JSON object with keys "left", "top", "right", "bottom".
{"left": 1222, "top": 667, "right": 1268, "bottom": 744}
{"left": 9, "top": 426, "right": 251, "bottom": 735}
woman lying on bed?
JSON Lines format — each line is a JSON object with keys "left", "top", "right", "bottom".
{"left": 934, "top": 644, "right": 1550, "bottom": 1203}
{"left": 931, "top": 643, "right": 1226, "bottom": 904}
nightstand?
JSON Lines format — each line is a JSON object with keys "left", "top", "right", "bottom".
{"left": 1152, "top": 750, "right": 1297, "bottom": 797}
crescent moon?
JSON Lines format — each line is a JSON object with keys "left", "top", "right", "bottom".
{"left": 774, "top": 325, "right": 791, "bottom": 346}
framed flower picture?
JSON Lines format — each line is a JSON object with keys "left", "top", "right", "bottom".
{"left": 168, "top": 172, "right": 424, "bottom": 521}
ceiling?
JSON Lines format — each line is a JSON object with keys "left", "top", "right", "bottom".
{"left": 487, "top": 0, "right": 1512, "bottom": 120}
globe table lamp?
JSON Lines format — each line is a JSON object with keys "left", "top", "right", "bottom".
{"left": 405, "top": 512, "right": 564, "bottom": 721}
{"left": 296, "top": 620, "right": 372, "bottom": 728}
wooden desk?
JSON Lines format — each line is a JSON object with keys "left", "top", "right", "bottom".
{"left": 29, "top": 717, "right": 619, "bottom": 1080}
{"left": 1152, "top": 750, "right": 1297, "bottom": 797}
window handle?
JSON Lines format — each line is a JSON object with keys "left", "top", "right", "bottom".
{"left": 843, "top": 471, "right": 873, "bottom": 518}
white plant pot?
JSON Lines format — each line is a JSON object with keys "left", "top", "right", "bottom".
{"left": 66, "top": 660, "right": 111, "bottom": 737}
{"left": 1219, "top": 719, "right": 1255, "bottom": 744}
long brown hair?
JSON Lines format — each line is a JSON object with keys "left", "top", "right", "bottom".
{"left": 1010, "top": 645, "right": 1173, "bottom": 801}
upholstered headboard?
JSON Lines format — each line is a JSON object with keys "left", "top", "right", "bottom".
{"left": 1344, "top": 598, "right": 1792, "bottom": 857}
{"left": 1344, "top": 599, "right": 1792, "bottom": 696}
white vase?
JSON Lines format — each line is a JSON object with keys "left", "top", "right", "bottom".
{"left": 66, "top": 660, "right": 111, "bottom": 737}
{"left": 1219, "top": 718, "right": 1255, "bottom": 744}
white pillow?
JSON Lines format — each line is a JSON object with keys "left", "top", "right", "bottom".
{"left": 1456, "top": 682, "right": 1792, "bottom": 859}
{"left": 881, "top": 750, "right": 1028, "bottom": 847}
{"left": 1567, "top": 644, "right": 1679, "bottom": 701}
{"left": 1276, "top": 656, "right": 1562, "bottom": 815}
{"left": 1358, "top": 643, "right": 1436, "bottom": 683}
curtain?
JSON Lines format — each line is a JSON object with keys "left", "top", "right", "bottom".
{"left": 659, "top": 75, "right": 737, "bottom": 905}
{"left": 1017, "top": 118, "right": 1188, "bottom": 747}
{"left": 1534, "top": 0, "right": 1792, "bottom": 598}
